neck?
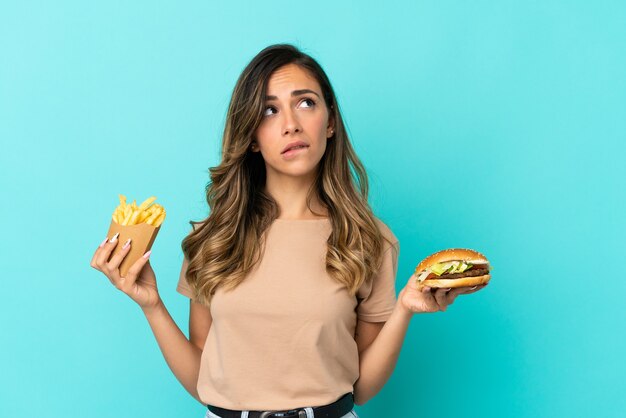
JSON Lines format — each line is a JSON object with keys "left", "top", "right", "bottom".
{"left": 264, "top": 173, "right": 327, "bottom": 220}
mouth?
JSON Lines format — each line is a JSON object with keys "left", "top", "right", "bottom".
{"left": 281, "top": 145, "right": 309, "bottom": 154}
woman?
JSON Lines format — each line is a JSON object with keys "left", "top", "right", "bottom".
{"left": 90, "top": 43, "right": 487, "bottom": 418}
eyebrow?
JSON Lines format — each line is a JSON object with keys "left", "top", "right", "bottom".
{"left": 265, "top": 89, "right": 321, "bottom": 101}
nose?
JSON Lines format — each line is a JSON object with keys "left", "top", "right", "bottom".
{"left": 281, "top": 108, "right": 302, "bottom": 136}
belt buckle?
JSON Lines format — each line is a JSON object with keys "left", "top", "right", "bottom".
{"left": 259, "top": 409, "right": 307, "bottom": 418}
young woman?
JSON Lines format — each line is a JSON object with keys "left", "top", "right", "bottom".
{"left": 90, "top": 44, "right": 486, "bottom": 418}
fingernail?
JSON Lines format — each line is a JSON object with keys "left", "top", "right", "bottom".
{"left": 122, "top": 238, "right": 131, "bottom": 249}
{"left": 109, "top": 232, "right": 119, "bottom": 243}
{"left": 142, "top": 250, "right": 152, "bottom": 259}
{"left": 99, "top": 237, "right": 108, "bottom": 248}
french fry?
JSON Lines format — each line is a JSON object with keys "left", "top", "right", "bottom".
{"left": 122, "top": 207, "right": 132, "bottom": 226}
{"left": 138, "top": 196, "right": 157, "bottom": 211}
{"left": 137, "top": 211, "right": 150, "bottom": 224}
{"left": 128, "top": 208, "right": 141, "bottom": 225}
{"left": 145, "top": 209, "right": 160, "bottom": 226}
{"left": 154, "top": 211, "right": 166, "bottom": 227}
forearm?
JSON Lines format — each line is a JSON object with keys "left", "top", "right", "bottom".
{"left": 353, "top": 301, "right": 413, "bottom": 405}
{"left": 142, "top": 300, "right": 203, "bottom": 404}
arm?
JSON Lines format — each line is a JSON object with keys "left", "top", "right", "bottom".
{"left": 353, "top": 295, "right": 413, "bottom": 406}
{"left": 142, "top": 301, "right": 204, "bottom": 404}
{"left": 141, "top": 256, "right": 212, "bottom": 404}
{"left": 354, "top": 271, "right": 489, "bottom": 405}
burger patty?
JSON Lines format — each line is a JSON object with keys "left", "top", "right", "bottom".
{"left": 428, "top": 268, "right": 490, "bottom": 280}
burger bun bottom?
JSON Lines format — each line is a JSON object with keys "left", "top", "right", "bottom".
{"left": 421, "top": 274, "right": 491, "bottom": 288}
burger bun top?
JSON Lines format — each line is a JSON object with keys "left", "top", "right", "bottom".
{"left": 415, "top": 248, "right": 489, "bottom": 273}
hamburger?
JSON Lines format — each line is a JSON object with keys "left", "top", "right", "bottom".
{"left": 414, "top": 248, "right": 491, "bottom": 288}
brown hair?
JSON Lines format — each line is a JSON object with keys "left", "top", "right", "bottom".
{"left": 181, "top": 43, "right": 394, "bottom": 307}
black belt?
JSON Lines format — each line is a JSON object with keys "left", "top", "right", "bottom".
{"left": 207, "top": 392, "right": 354, "bottom": 418}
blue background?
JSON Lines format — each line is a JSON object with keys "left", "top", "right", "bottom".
{"left": 1, "top": 1, "right": 624, "bottom": 417}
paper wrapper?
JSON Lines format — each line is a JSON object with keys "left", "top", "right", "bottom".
{"left": 105, "top": 220, "right": 161, "bottom": 277}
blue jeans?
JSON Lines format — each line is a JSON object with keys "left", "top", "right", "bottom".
{"left": 205, "top": 409, "right": 359, "bottom": 418}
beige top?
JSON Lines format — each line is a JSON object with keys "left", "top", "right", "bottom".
{"left": 176, "top": 217, "right": 400, "bottom": 410}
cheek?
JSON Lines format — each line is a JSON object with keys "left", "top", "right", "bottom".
{"left": 254, "top": 125, "right": 273, "bottom": 149}
{"left": 310, "top": 115, "right": 327, "bottom": 135}
{"left": 316, "top": 139, "right": 328, "bottom": 155}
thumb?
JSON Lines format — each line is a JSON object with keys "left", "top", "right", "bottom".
{"left": 142, "top": 259, "right": 154, "bottom": 273}
{"left": 141, "top": 259, "right": 157, "bottom": 280}
{"left": 416, "top": 281, "right": 431, "bottom": 293}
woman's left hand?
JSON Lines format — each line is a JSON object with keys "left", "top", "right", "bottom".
{"left": 398, "top": 273, "right": 488, "bottom": 314}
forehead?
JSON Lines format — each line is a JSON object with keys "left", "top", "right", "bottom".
{"left": 266, "top": 64, "right": 321, "bottom": 95}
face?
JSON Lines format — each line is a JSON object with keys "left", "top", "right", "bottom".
{"left": 251, "top": 63, "right": 334, "bottom": 179}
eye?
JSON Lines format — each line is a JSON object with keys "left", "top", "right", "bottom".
{"left": 300, "top": 98, "right": 316, "bottom": 108}
{"left": 263, "top": 106, "right": 277, "bottom": 116}
{"left": 262, "top": 98, "right": 316, "bottom": 117}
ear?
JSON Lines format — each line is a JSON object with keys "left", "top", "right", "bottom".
{"left": 327, "top": 106, "right": 335, "bottom": 138}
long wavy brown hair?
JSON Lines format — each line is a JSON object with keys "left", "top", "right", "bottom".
{"left": 181, "top": 43, "right": 395, "bottom": 307}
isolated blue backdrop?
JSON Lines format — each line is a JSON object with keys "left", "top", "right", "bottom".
{"left": 1, "top": 1, "right": 624, "bottom": 417}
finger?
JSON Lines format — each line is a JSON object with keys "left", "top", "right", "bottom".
{"left": 416, "top": 281, "right": 431, "bottom": 293}
{"left": 93, "top": 234, "right": 123, "bottom": 286}
{"left": 95, "top": 232, "right": 120, "bottom": 270}
{"left": 106, "top": 237, "right": 132, "bottom": 272}
{"left": 446, "top": 287, "right": 469, "bottom": 305}
{"left": 459, "top": 284, "right": 489, "bottom": 295}
{"left": 411, "top": 285, "right": 439, "bottom": 312}
{"left": 90, "top": 236, "right": 110, "bottom": 269}
{"left": 118, "top": 249, "right": 152, "bottom": 293}
{"left": 432, "top": 288, "right": 449, "bottom": 311}
{"left": 142, "top": 259, "right": 154, "bottom": 277}
{"left": 447, "top": 286, "right": 468, "bottom": 297}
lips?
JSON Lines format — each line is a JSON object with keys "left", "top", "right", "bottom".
{"left": 281, "top": 141, "right": 309, "bottom": 154}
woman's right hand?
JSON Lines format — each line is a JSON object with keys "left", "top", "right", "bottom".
{"left": 90, "top": 233, "right": 162, "bottom": 311}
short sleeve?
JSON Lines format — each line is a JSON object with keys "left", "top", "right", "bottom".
{"left": 176, "top": 256, "right": 195, "bottom": 299}
{"left": 356, "top": 223, "right": 400, "bottom": 322}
